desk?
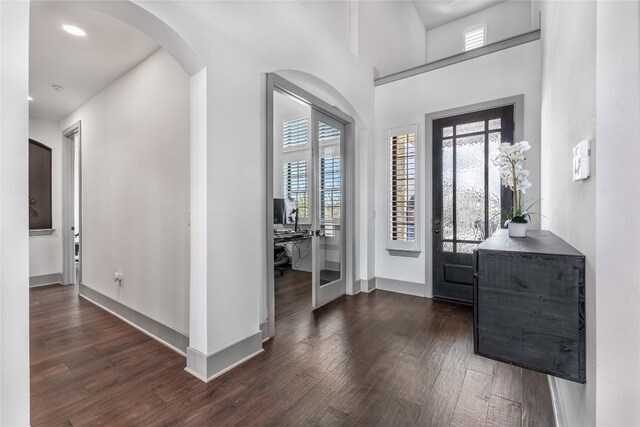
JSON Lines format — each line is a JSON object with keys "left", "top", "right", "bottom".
{"left": 274, "top": 232, "right": 312, "bottom": 272}
{"left": 274, "top": 232, "right": 310, "bottom": 244}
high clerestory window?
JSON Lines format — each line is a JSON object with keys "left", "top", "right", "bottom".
{"left": 464, "top": 24, "right": 486, "bottom": 51}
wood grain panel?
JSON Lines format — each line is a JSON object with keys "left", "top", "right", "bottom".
{"left": 486, "top": 395, "right": 523, "bottom": 427}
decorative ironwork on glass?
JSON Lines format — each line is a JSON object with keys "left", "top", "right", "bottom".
{"left": 455, "top": 134, "right": 486, "bottom": 241}
{"left": 443, "top": 126, "right": 453, "bottom": 137}
{"left": 488, "top": 131, "right": 502, "bottom": 237}
{"left": 456, "top": 121, "right": 485, "bottom": 135}
{"left": 442, "top": 138, "right": 454, "bottom": 240}
{"left": 488, "top": 118, "right": 501, "bottom": 130}
{"left": 457, "top": 243, "right": 479, "bottom": 253}
{"left": 390, "top": 133, "right": 416, "bottom": 241}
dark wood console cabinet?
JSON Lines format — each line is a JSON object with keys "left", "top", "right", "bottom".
{"left": 473, "top": 229, "right": 586, "bottom": 383}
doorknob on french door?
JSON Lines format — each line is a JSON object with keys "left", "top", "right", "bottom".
{"left": 434, "top": 228, "right": 440, "bottom": 234}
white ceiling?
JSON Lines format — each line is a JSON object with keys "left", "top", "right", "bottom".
{"left": 412, "top": 0, "right": 506, "bottom": 29}
{"left": 29, "top": 2, "right": 159, "bottom": 121}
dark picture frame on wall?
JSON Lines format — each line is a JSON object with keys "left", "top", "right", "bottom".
{"left": 29, "top": 138, "right": 53, "bottom": 230}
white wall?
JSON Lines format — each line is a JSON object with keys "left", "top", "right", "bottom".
{"left": 300, "top": 1, "right": 428, "bottom": 79}
{"left": 0, "top": 1, "right": 31, "bottom": 424}
{"left": 375, "top": 41, "right": 541, "bottom": 296}
{"left": 539, "top": 2, "right": 596, "bottom": 425}
{"left": 358, "top": 1, "right": 428, "bottom": 78}
{"left": 60, "top": 48, "right": 191, "bottom": 335}
{"left": 595, "top": 1, "right": 640, "bottom": 425}
{"left": 28, "top": 118, "right": 63, "bottom": 278}
{"left": 299, "top": 1, "right": 350, "bottom": 53}
{"left": 137, "top": 0, "right": 376, "bottom": 356}
{"left": 427, "top": 0, "right": 533, "bottom": 62}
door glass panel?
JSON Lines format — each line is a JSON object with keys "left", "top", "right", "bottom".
{"left": 318, "top": 121, "right": 342, "bottom": 286}
{"left": 433, "top": 106, "right": 513, "bottom": 304}
{"left": 457, "top": 243, "right": 479, "bottom": 253}
{"left": 455, "top": 134, "right": 485, "bottom": 241}
{"left": 456, "top": 121, "right": 485, "bottom": 135}
{"left": 442, "top": 138, "right": 454, "bottom": 240}
{"left": 488, "top": 131, "right": 502, "bottom": 236}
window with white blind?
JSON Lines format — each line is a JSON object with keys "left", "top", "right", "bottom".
{"left": 319, "top": 122, "right": 341, "bottom": 142}
{"left": 388, "top": 125, "right": 419, "bottom": 252}
{"left": 320, "top": 144, "right": 341, "bottom": 237}
{"left": 464, "top": 24, "right": 485, "bottom": 51}
{"left": 283, "top": 159, "right": 309, "bottom": 220}
{"left": 283, "top": 117, "right": 308, "bottom": 148}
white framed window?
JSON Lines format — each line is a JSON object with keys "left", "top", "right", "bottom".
{"left": 464, "top": 24, "right": 486, "bottom": 51}
{"left": 280, "top": 118, "right": 341, "bottom": 227}
{"left": 283, "top": 155, "right": 310, "bottom": 221}
{"left": 281, "top": 115, "right": 311, "bottom": 223}
{"left": 282, "top": 117, "right": 308, "bottom": 148}
{"left": 320, "top": 143, "right": 340, "bottom": 237}
{"left": 387, "top": 124, "right": 419, "bottom": 252}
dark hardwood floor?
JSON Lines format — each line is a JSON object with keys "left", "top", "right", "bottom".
{"left": 30, "top": 269, "right": 555, "bottom": 426}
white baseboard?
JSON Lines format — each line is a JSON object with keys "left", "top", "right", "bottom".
{"left": 260, "top": 320, "right": 269, "bottom": 341}
{"left": 185, "top": 331, "right": 263, "bottom": 382}
{"left": 29, "top": 273, "right": 63, "bottom": 287}
{"left": 357, "top": 277, "right": 376, "bottom": 293}
{"left": 78, "top": 284, "right": 188, "bottom": 355}
{"left": 375, "top": 276, "right": 426, "bottom": 297}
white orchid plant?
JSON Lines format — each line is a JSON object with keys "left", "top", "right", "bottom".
{"left": 492, "top": 140, "right": 537, "bottom": 224}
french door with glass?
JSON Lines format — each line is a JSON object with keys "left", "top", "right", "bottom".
{"left": 311, "top": 109, "right": 346, "bottom": 309}
{"left": 432, "top": 106, "right": 514, "bottom": 303}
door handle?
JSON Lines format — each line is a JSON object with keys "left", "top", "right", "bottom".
{"left": 434, "top": 228, "right": 440, "bottom": 234}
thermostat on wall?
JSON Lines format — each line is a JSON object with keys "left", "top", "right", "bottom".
{"left": 573, "top": 140, "right": 591, "bottom": 181}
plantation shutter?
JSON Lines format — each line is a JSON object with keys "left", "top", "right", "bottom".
{"left": 389, "top": 132, "right": 416, "bottom": 243}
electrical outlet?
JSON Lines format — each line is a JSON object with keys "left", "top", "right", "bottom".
{"left": 113, "top": 271, "right": 123, "bottom": 286}
{"left": 573, "top": 140, "right": 591, "bottom": 181}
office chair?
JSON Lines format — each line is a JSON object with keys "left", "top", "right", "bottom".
{"left": 274, "top": 245, "right": 288, "bottom": 276}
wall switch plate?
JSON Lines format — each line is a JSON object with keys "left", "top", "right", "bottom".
{"left": 573, "top": 140, "right": 591, "bottom": 181}
{"left": 113, "top": 271, "right": 123, "bottom": 286}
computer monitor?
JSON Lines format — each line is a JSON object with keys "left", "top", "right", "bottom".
{"left": 284, "top": 197, "right": 299, "bottom": 232}
{"left": 273, "top": 198, "right": 285, "bottom": 224}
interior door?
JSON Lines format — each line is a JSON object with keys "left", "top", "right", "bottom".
{"left": 311, "top": 109, "right": 346, "bottom": 309}
{"left": 432, "top": 106, "right": 514, "bottom": 303}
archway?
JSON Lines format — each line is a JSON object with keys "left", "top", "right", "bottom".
{"left": 265, "top": 71, "right": 367, "bottom": 339}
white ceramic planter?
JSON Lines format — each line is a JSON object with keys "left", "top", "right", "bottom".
{"left": 508, "top": 221, "right": 528, "bottom": 238}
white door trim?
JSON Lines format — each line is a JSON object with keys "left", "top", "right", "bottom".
{"left": 61, "top": 122, "right": 81, "bottom": 286}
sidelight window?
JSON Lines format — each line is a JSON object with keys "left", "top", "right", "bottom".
{"left": 387, "top": 125, "right": 419, "bottom": 252}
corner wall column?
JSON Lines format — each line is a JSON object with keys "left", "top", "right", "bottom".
{"left": 0, "top": 1, "right": 31, "bottom": 424}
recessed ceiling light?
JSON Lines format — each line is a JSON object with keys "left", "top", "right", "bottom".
{"left": 27, "top": 96, "right": 33, "bottom": 102}
{"left": 62, "top": 24, "right": 86, "bottom": 37}
{"left": 49, "top": 83, "right": 65, "bottom": 93}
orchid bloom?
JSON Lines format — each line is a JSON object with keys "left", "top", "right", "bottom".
{"left": 492, "top": 141, "right": 531, "bottom": 217}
